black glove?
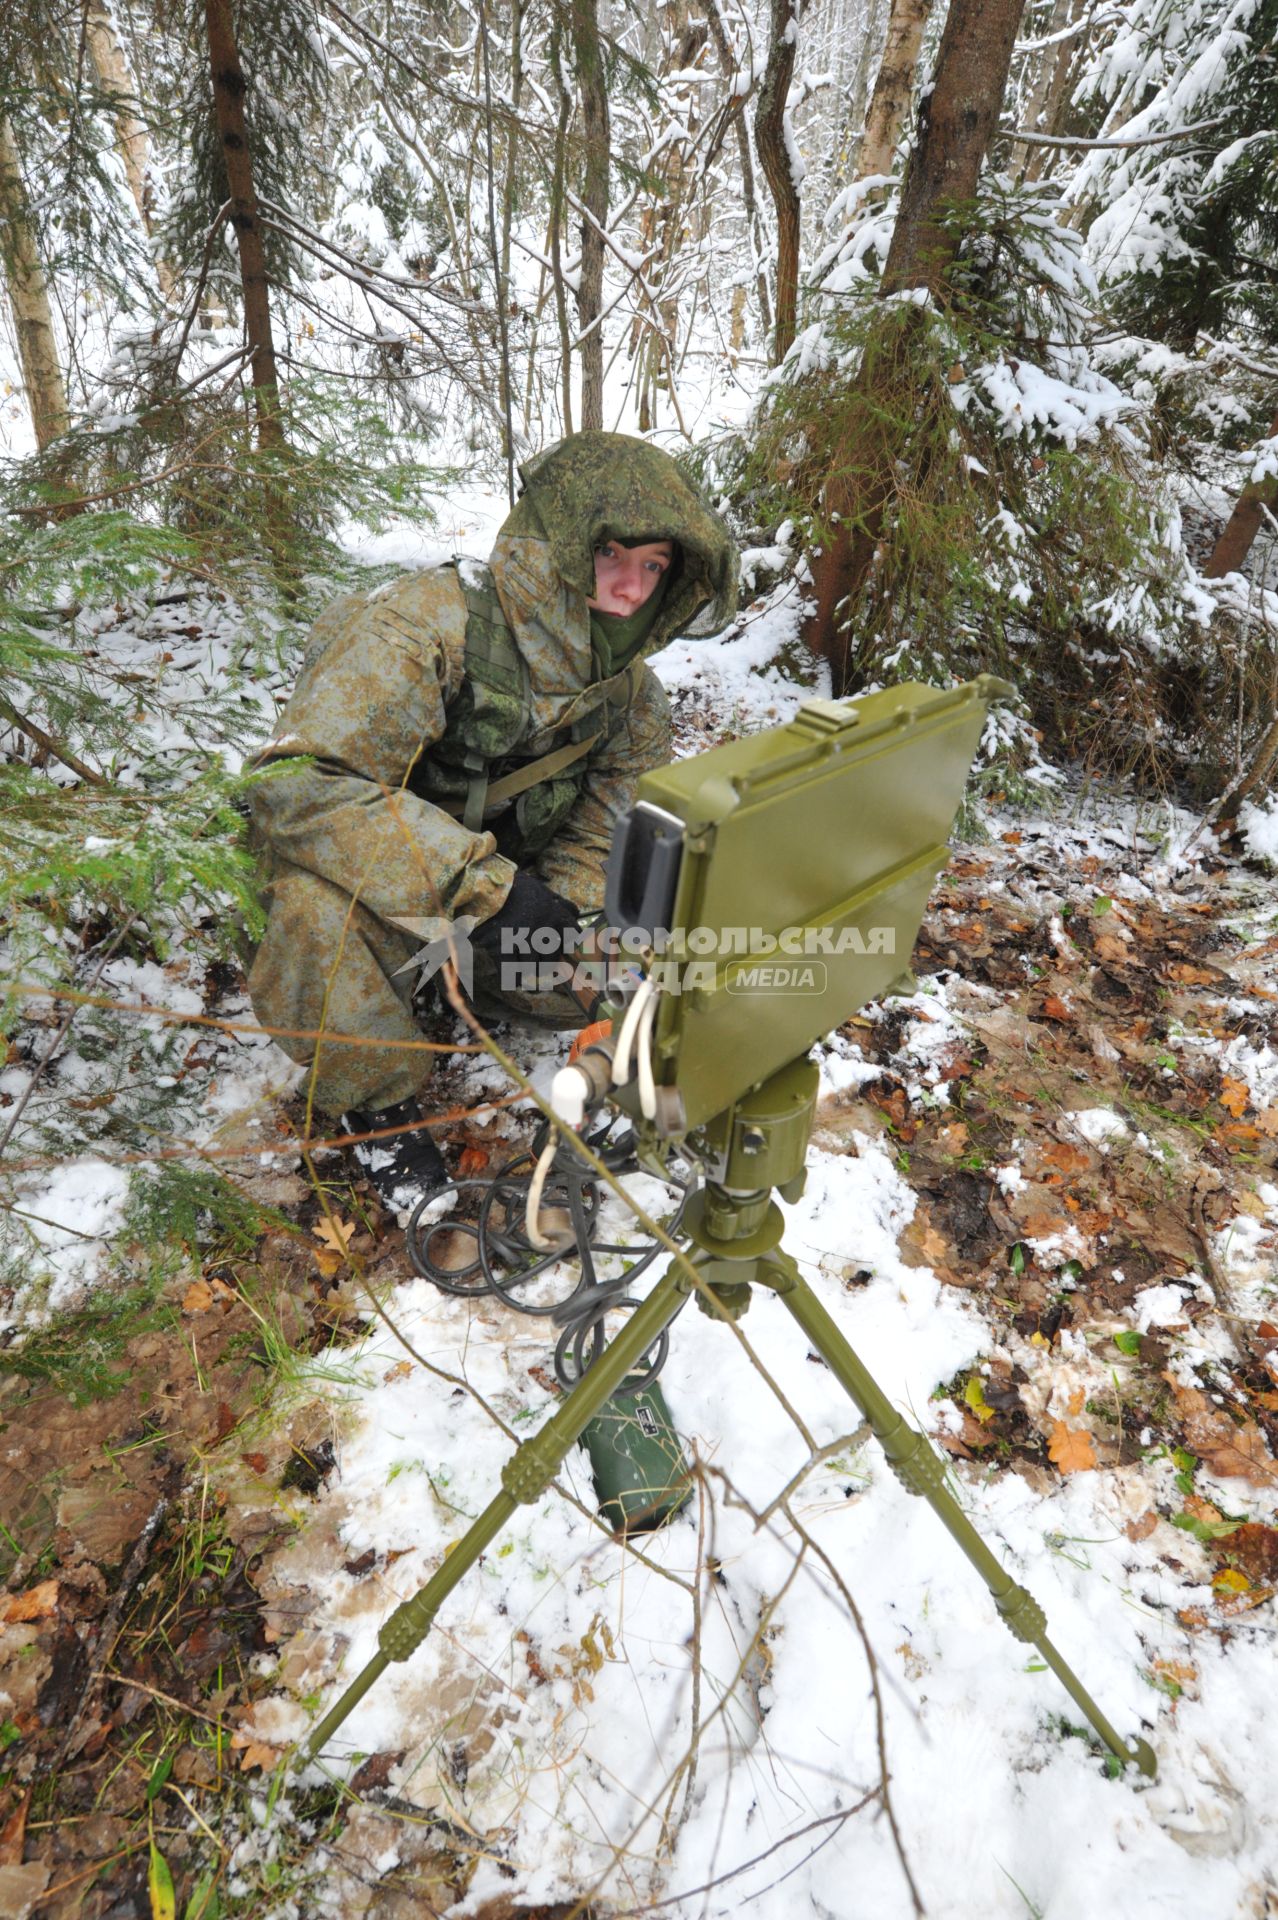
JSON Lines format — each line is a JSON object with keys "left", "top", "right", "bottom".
{"left": 471, "top": 869, "right": 581, "bottom": 957}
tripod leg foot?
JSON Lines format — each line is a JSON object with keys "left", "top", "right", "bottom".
{"left": 773, "top": 1268, "right": 1157, "bottom": 1780}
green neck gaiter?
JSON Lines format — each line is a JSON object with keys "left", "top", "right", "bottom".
{"left": 589, "top": 574, "right": 670, "bottom": 679}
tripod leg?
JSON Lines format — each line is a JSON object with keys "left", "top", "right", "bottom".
{"left": 299, "top": 1266, "right": 687, "bottom": 1764}
{"left": 768, "top": 1259, "right": 1156, "bottom": 1778}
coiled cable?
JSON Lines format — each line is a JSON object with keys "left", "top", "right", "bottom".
{"left": 405, "top": 1118, "right": 689, "bottom": 1392}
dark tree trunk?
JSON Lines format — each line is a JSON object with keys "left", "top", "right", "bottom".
{"left": 879, "top": 0, "right": 1026, "bottom": 299}
{"left": 203, "top": 0, "right": 286, "bottom": 457}
{"left": 805, "top": 0, "right": 1027, "bottom": 689}
{"left": 569, "top": 0, "right": 610, "bottom": 432}
{"left": 1206, "top": 409, "right": 1278, "bottom": 580}
{"left": 755, "top": 0, "right": 801, "bottom": 365}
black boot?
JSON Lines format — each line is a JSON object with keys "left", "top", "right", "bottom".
{"left": 340, "top": 1096, "right": 450, "bottom": 1215}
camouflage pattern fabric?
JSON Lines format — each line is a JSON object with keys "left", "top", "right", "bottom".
{"left": 246, "top": 431, "right": 738, "bottom": 1115}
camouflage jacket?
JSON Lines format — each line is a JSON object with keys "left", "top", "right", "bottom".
{"left": 248, "top": 432, "right": 738, "bottom": 923}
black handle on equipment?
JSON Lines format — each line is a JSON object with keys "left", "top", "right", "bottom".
{"left": 604, "top": 804, "right": 685, "bottom": 946}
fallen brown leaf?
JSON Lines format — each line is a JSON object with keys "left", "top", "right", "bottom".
{"left": 1172, "top": 1383, "right": 1278, "bottom": 1488}
{"left": 1215, "top": 1583, "right": 1274, "bottom": 1616}
{"left": 903, "top": 1219, "right": 952, "bottom": 1268}
{"left": 1151, "top": 1657, "right": 1198, "bottom": 1698}
{"left": 1125, "top": 1511, "right": 1158, "bottom": 1542}
{"left": 1221, "top": 1523, "right": 1278, "bottom": 1585}
{"left": 1219, "top": 1077, "right": 1251, "bottom": 1118}
{"left": 1048, "top": 1421, "right": 1097, "bottom": 1473}
{"left": 350, "top": 1749, "right": 404, "bottom": 1795}
{"left": 0, "top": 1580, "right": 59, "bottom": 1624}
{"left": 956, "top": 1410, "right": 995, "bottom": 1449}
{"left": 1094, "top": 932, "right": 1132, "bottom": 965}
{"left": 1037, "top": 1139, "right": 1093, "bottom": 1178}
{"left": 182, "top": 1277, "right": 214, "bottom": 1313}
{"left": 313, "top": 1215, "right": 356, "bottom": 1255}
{"left": 383, "top": 1359, "right": 413, "bottom": 1384}
{"left": 1019, "top": 1205, "right": 1072, "bottom": 1238}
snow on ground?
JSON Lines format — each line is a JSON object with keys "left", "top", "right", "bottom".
{"left": 240, "top": 1120, "right": 1276, "bottom": 1920}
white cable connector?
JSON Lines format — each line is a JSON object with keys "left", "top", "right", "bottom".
{"left": 550, "top": 1063, "right": 590, "bottom": 1130}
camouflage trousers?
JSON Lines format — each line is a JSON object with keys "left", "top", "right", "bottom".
{"left": 246, "top": 866, "right": 585, "bottom": 1116}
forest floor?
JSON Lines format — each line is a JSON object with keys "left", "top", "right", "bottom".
{"left": 2, "top": 780, "right": 1277, "bottom": 1919}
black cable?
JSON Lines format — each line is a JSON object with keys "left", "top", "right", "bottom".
{"left": 404, "top": 1119, "right": 690, "bottom": 1395}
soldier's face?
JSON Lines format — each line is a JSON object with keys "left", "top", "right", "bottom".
{"left": 587, "top": 540, "right": 674, "bottom": 616}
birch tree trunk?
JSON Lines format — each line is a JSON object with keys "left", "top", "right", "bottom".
{"left": 569, "top": 0, "right": 609, "bottom": 432}
{"left": 805, "top": 0, "right": 1027, "bottom": 689}
{"left": 755, "top": 0, "right": 801, "bottom": 365}
{"left": 202, "top": 0, "right": 287, "bottom": 458}
{"left": 0, "top": 113, "right": 70, "bottom": 450}
{"left": 1018, "top": 0, "right": 1082, "bottom": 184}
{"left": 855, "top": 0, "right": 932, "bottom": 183}
{"left": 84, "top": 0, "right": 173, "bottom": 295}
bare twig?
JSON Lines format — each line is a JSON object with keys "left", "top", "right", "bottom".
{"left": 0, "top": 692, "right": 107, "bottom": 785}
{"left": 1001, "top": 113, "right": 1226, "bottom": 150}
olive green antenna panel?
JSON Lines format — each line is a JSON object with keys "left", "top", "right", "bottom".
{"left": 619, "top": 677, "right": 1009, "bottom": 1132}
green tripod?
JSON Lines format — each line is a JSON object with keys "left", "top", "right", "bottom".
{"left": 301, "top": 1056, "right": 1156, "bottom": 1780}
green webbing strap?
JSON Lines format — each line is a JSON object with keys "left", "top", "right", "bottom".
{"left": 443, "top": 729, "right": 603, "bottom": 824}
{"left": 441, "top": 653, "right": 646, "bottom": 825}
{"left": 461, "top": 753, "right": 488, "bottom": 833}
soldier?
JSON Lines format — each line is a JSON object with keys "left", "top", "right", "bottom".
{"left": 246, "top": 430, "right": 738, "bottom": 1214}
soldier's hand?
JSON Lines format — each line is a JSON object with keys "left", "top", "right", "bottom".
{"left": 470, "top": 869, "right": 580, "bottom": 955}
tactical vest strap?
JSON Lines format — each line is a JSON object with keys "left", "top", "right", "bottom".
{"left": 438, "top": 729, "right": 603, "bottom": 822}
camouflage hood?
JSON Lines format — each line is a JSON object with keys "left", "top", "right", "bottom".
{"left": 484, "top": 430, "right": 738, "bottom": 733}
